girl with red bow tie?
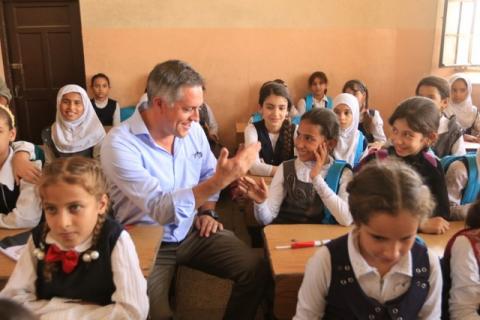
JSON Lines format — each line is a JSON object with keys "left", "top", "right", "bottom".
{"left": 0, "top": 157, "right": 149, "bottom": 319}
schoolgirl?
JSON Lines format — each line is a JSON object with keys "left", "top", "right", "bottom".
{"left": 238, "top": 108, "right": 352, "bottom": 226}
{"left": 447, "top": 73, "right": 480, "bottom": 142}
{"left": 361, "top": 97, "right": 451, "bottom": 234}
{"left": 342, "top": 79, "right": 387, "bottom": 147}
{"left": 293, "top": 71, "right": 333, "bottom": 119}
{"left": 416, "top": 75, "right": 466, "bottom": 157}
{"left": 244, "top": 81, "right": 296, "bottom": 176}
{"left": 0, "top": 157, "right": 149, "bottom": 319}
{"left": 294, "top": 159, "right": 442, "bottom": 319}
{"left": 90, "top": 73, "right": 121, "bottom": 127}
{"left": 42, "top": 85, "right": 105, "bottom": 164}
{"left": 443, "top": 200, "right": 480, "bottom": 319}
{"left": 0, "top": 105, "right": 41, "bottom": 228}
{"left": 332, "top": 93, "right": 368, "bottom": 167}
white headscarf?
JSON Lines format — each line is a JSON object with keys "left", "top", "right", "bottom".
{"left": 447, "top": 73, "right": 477, "bottom": 129}
{"left": 51, "top": 84, "right": 105, "bottom": 153}
{"left": 333, "top": 93, "right": 361, "bottom": 166}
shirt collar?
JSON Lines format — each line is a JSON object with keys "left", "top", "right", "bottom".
{"left": 45, "top": 233, "right": 93, "bottom": 253}
{"left": 0, "top": 147, "right": 15, "bottom": 191}
{"left": 347, "top": 229, "right": 412, "bottom": 278}
{"left": 128, "top": 109, "right": 151, "bottom": 136}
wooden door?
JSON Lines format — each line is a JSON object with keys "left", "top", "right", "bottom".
{"left": 1, "top": 0, "right": 85, "bottom": 144}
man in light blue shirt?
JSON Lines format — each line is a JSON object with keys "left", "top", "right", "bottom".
{"left": 101, "top": 60, "right": 267, "bottom": 320}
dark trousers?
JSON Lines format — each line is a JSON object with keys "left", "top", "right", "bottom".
{"left": 147, "top": 229, "right": 268, "bottom": 320}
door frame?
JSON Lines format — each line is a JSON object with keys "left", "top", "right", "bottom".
{"left": 0, "top": 0, "right": 86, "bottom": 112}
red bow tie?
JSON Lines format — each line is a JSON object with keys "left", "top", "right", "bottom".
{"left": 45, "top": 244, "right": 79, "bottom": 274}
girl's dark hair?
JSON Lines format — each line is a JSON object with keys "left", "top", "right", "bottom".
{"left": 466, "top": 200, "right": 480, "bottom": 229}
{"left": 38, "top": 157, "right": 109, "bottom": 282}
{"left": 91, "top": 73, "right": 111, "bottom": 87}
{"left": 342, "top": 79, "right": 369, "bottom": 109}
{"left": 258, "top": 80, "right": 292, "bottom": 111}
{"left": 301, "top": 108, "right": 339, "bottom": 141}
{"left": 308, "top": 71, "right": 328, "bottom": 94}
{"left": 347, "top": 159, "right": 435, "bottom": 225}
{"left": 415, "top": 76, "right": 450, "bottom": 100}
{"left": 388, "top": 97, "right": 440, "bottom": 136}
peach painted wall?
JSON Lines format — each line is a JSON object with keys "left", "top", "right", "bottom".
{"left": 78, "top": 0, "right": 444, "bottom": 149}
{"left": 6, "top": 0, "right": 476, "bottom": 149}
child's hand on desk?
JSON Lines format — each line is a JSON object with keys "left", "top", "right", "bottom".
{"left": 367, "top": 141, "right": 384, "bottom": 152}
{"left": 236, "top": 176, "right": 268, "bottom": 204}
{"left": 463, "top": 134, "right": 480, "bottom": 143}
{"left": 419, "top": 216, "right": 450, "bottom": 234}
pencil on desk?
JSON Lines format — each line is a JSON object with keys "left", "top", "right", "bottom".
{"left": 275, "top": 239, "right": 331, "bottom": 250}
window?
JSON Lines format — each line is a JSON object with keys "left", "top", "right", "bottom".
{"left": 440, "top": 0, "right": 480, "bottom": 67}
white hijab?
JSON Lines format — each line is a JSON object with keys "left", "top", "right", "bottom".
{"left": 333, "top": 93, "right": 360, "bottom": 166}
{"left": 447, "top": 73, "right": 477, "bottom": 129}
{"left": 52, "top": 84, "right": 105, "bottom": 153}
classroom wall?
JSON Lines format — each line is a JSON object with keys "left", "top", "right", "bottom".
{"left": 1, "top": 0, "right": 479, "bottom": 148}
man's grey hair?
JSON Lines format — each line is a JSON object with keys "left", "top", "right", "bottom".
{"left": 146, "top": 60, "right": 204, "bottom": 108}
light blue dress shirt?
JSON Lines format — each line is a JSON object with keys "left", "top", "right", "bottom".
{"left": 101, "top": 110, "right": 218, "bottom": 242}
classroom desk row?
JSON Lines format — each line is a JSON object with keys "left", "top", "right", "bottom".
{"left": 263, "top": 221, "right": 465, "bottom": 320}
{"left": 0, "top": 225, "right": 163, "bottom": 280}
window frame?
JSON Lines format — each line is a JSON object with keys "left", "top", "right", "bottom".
{"left": 439, "top": 0, "right": 480, "bottom": 68}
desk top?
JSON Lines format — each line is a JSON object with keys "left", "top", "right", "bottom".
{"left": 464, "top": 141, "right": 480, "bottom": 151}
{"left": 0, "top": 224, "right": 163, "bottom": 280}
{"left": 264, "top": 221, "right": 465, "bottom": 276}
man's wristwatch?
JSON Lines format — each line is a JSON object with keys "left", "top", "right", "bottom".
{"left": 200, "top": 209, "right": 220, "bottom": 220}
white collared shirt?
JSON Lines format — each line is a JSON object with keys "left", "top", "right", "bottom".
{"left": 254, "top": 157, "right": 353, "bottom": 226}
{"left": 294, "top": 230, "right": 442, "bottom": 320}
{"left": 295, "top": 95, "right": 330, "bottom": 117}
{"left": 448, "top": 235, "right": 480, "bottom": 319}
{"left": 0, "top": 147, "right": 42, "bottom": 229}
{"left": 0, "top": 231, "right": 149, "bottom": 320}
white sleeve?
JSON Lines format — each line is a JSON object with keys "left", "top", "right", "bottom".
{"left": 205, "top": 104, "right": 219, "bottom": 136}
{"left": 253, "top": 164, "right": 286, "bottom": 225}
{"left": 417, "top": 250, "right": 443, "bottom": 319}
{"left": 0, "top": 163, "right": 42, "bottom": 228}
{"left": 293, "top": 246, "right": 331, "bottom": 320}
{"left": 0, "top": 237, "right": 40, "bottom": 304}
{"left": 113, "top": 102, "right": 121, "bottom": 127}
{"left": 445, "top": 160, "right": 470, "bottom": 220}
{"left": 371, "top": 111, "right": 387, "bottom": 142}
{"left": 449, "top": 236, "right": 480, "bottom": 320}
{"left": 11, "top": 141, "right": 36, "bottom": 160}
{"left": 244, "top": 123, "right": 274, "bottom": 176}
{"left": 312, "top": 168, "right": 353, "bottom": 226}
{"left": 451, "top": 134, "right": 467, "bottom": 156}
{"left": 296, "top": 98, "right": 307, "bottom": 116}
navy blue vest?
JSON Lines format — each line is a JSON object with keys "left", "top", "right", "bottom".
{"left": 253, "top": 120, "right": 294, "bottom": 166}
{"left": 0, "top": 183, "right": 20, "bottom": 214}
{"left": 41, "top": 127, "right": 94, "bottom": 159}
{"left": 32, "top": 217, "right": 123, "bottom": 306}
{"left": 324, "top": 234, "right": 430, "bottom": 319}
{"left": 91, "top": 98, "right": 116, "bottom": 126}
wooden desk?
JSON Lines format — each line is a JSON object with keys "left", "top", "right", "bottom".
{"left": 0, "top": 224, "right": 163, "bottom": 280}
{"left": 264, "top": 221, "right": 465, "bottom": 319}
